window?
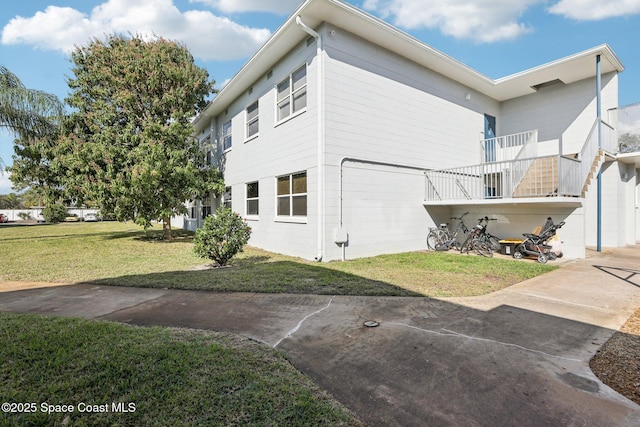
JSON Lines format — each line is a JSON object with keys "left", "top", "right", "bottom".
{"left": 222, "top": 120, "right": 232, "bottom": 151}
{"left": 202, "top": 205, "right": 212, "bottom": 218}
{"left": 246, "top": 100, "right": 259, "bottom": 139}
{"left": 276, "top": 65, "right": 307, "bottom": 122}
{"left": 246, "top": 181, "right": 259, "bottom": 216}
{"left": 223, "top": 186, "right": 232, "bottom": 209}
{"left": 277, "top": 172, "right": 307, "bottom": 217}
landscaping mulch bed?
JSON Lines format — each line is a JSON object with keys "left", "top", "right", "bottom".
{"left": 590, "top": 307, "right": 640, "bottom": 405}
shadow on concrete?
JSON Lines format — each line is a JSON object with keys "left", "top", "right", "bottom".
{"left": 1, "top": 250, "right": 640, "bottom": 426}
{"left": 594, "top": 265, "right": 640, "bottom": 288}
{"left": 0, "top": 281, "right": 637, "bottom": 426}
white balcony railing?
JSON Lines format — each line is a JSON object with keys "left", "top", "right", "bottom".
{"left": 481, "top": 130, "right": 538, "bottom": 162}
{"left": 424, "top": 155, "right": 583, "bottom": 202}
{"left": 425, "top": 121, "right": 617, "bottom": 203}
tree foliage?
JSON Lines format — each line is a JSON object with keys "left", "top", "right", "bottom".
{"left": 193, "top": 208, "right": 252, "bottom": 267}
{"left": 56, "top": 34, "right": 223, "bottom": 238}
{"left": 42, "top": 203, "right": 67, "bottom": 223}
{"left": 0, "top": 65, "right": 64, "bottom": 139}
{"left": 0, "top": 193, "right": 22, "bottom": 209}
{"left": 0, "top": 65, "right": 64, "bottom": 171}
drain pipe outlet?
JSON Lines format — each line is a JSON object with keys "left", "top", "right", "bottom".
{"left": 296, "top": 16, "right": 325, "bottom": 262}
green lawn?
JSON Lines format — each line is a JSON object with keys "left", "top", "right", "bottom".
{"left": 0, "top": 222, "right": 556, "bottom": 297}
{"left": 0, "top": 221, "right": 558, "bottom": 426}
{"left": 0, "top": 313, "right": 362, "bottom": 427}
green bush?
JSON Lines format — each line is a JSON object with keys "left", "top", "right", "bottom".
{"left": 42, "top": 204, "right": 68, "bottom": 223}
{"left": 193, "top": 207, "right": 252, "bottom": 267}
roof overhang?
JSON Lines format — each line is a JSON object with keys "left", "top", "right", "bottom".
{"left": 424, "top": 197, "right": 584, "bottom": 208}
{"left": 193, "top": 0, "right": 624, "bottom": 132}
{"left": 617, "top": 152, "right": 640, "bottom": 168}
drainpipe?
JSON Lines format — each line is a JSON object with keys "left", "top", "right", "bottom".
{"left": 596, "top": 54, "right": 602, "bottom": 252}
{"left": 296, "top": 16, "right": 325, "bottom": 262}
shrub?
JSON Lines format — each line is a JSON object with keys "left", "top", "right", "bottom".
{"left": 17, "top": 212, "right": 32, "bottom": 220}
{"left": 42, "top": 204, "right": 68, "bottom": 223}
{"left": 193, "top": 207, "right": 252, "bottom": 267}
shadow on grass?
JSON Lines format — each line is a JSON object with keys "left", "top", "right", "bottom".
{"left": 82, "top": 260, "right": 423, "bottom": 297}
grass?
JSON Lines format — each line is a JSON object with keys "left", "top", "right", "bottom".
{"left": 0, "top": 222, "right": 558, "bottom": 425}
{"left": 0, "top": 313, "right": 362, "bottom": 427}
{"left": 0, "top": 221, "right": 557, "bottom": 297}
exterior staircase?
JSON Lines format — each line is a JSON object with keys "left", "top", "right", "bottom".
{"left": 513, "top": 157, "right": 558, "bottom": 197}
{"left": 581, "top": 149, "right": 606, "bottom": 197}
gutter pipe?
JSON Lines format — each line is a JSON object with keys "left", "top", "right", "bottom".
{"left": 296, "top": 16, "right": 325, "bottom": 262}
{"left": 338, "top": 157, "right": 430, "bottom": 261}
{"left": 596, "top": 54, "right": 602, "bottom": 253}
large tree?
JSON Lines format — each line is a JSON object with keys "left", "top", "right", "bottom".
{"left": 0, "top": 65, "right": 64, "bottom": 169}
{"left": 58, "top": 34, "right": 223, "bottom": 239}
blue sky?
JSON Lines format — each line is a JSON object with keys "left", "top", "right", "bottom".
{"left": 1, "top": 0, "right": 640, "bottom": 193}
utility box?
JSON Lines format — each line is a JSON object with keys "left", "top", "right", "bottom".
{"left": 334, "top": 228, "right": 349, "bottom": 245}
{"left": 499, "top": 239, "right": 523, "bottom": 256}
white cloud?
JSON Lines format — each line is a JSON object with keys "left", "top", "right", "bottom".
{"left": 620, "top": 119, "right": 640, "bottom": 135}
{"left": 363, "top": 0, "right": 543, "bottom": 42}
{"left": 189, "top": 0, "right": 301, "bottom": 14}
{"left": 1, "top": 0, "right": 271, "bottom": 61}
{"left": 0, "top": 172, "right": 14, "bottom": 194}
{"left": 548, "top": 0, "right": 640, "bottom": 20}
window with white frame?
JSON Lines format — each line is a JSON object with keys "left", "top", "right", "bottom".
{"left": 223, "top": 186, "right": 232, "bottom": 209}
{"left": 222, "top": 120, "right": 232, "bottom": 151}
{"left": 276, "top": 65, "right": 307, "bottom": 122}
{"left": 246, "top": 100, "right": 259, "bottom": 139}
{"left": 277, "top": 172, "right": 307, "bottom": 217}
{"left": 246, "top": 181, "right": 259, "bottom": 216}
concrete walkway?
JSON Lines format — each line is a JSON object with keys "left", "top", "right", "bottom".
{"left": 1, "top": 247, "right": 639, "bottom": 426}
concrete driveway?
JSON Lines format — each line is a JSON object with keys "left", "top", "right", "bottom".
{"left": 1, "top": 247, "right": 639, "bottom": 426}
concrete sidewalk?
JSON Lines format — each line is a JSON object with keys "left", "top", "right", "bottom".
{"left": 1, "top": 247, "right": 639, "bottom": 426}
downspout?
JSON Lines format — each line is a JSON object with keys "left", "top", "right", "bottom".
{"left": 596, "top": 54, "right": 602, "bottom": 252}
{"left": 296, "top": 16, "right": 325, "bottom": 262}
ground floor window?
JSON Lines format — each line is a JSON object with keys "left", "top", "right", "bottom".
{"left": 246, "top": 181, "right": 259, "bottom": 216}
{"left": 277, "top": 172, "right": 307, "bottom": 217}
{"left": 223, "top": 187, "right": 232, "bottom": 209}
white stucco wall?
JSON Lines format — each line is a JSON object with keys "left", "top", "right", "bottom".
{"left": 320, "top": 25, "right": 501, "bottom": 260}
{"left": 202, "top": 36, "right": 321, "bottom": 260}
{"left": 500, "top": 73, "right": 619, "bottom": 155}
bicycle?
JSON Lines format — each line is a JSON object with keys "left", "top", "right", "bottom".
{"left": 427, "top": 212, "right": 470, "bottom": 251}
{"left": 460, "top": 216, "right": 498, "bottom": 257}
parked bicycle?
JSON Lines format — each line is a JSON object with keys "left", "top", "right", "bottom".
{"left": 427, "top": 212, "right": 470, "bottom": 251}
{"left": 460, "top": 216, "right": 499, "bottom": 257}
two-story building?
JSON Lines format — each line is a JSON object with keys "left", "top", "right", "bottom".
{"left": 184, "top": 0, "right": 639, "bottom": 262}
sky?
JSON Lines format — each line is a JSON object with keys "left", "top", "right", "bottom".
{"left": 1, "top": 0, "right": 640, "bottom": 193}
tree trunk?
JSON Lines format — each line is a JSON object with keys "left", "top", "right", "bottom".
{"left": 162, "top": 217, "right": 172, "bottom": 240}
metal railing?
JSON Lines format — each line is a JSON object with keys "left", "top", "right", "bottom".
{"left": 481, "top": 130, "right": 538, "bottom": 162}
{"left": 424, "top": 154, "right": 583, "bottom": 202}
{"left": 426, "top": 120, "right": 617, "bottom": 203}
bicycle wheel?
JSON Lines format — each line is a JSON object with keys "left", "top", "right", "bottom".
{"left": 427, "top": 229, "right": 444, "bottom": 251}
{"left": 475, "top": 240, "right": 493, "bottom": 258}
{"left": 487, "top": 235, "right": 501, "bottom": 252}
{"left": 460, "top": 235, "right": 473, "bottom": 254}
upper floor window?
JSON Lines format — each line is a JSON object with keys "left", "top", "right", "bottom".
{"left": 277, "top": 172, "right": 307, "bottom": 217}
{"left": 222, "top": 120, "right": 232, "bottom": 151}
{"left": 276, "top": 65, "right": 307, "bottom": 122}
{"left": 246, "top": 100, "right": 259, "bottom": 139}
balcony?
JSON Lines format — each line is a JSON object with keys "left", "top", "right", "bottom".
{"left": 424, "top": 120, "right": 616, "bottom": 206}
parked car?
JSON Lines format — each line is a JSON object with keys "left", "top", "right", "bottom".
{"left": 64, "top": 213, "right": 81, "bottom": 222}
{"left": 0, "top": 213, "right": 8, "bottom": 223}
{"left": 83, "top": 213, "right": 100, "bottom": 222}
